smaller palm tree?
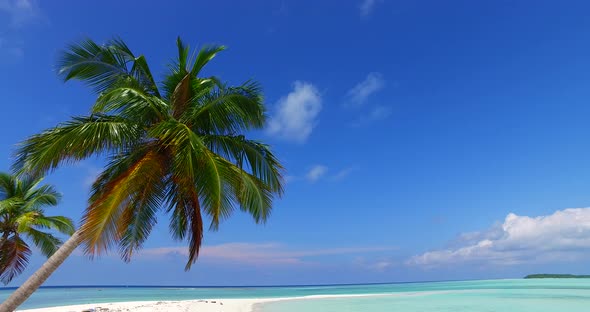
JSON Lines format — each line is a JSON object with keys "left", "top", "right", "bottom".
{"left": 0, "top": 172, "right": 75, "bottom": 285}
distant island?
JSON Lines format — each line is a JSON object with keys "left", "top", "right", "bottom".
{"left": 524, "top": 274, "right": 590, "bottom": 279}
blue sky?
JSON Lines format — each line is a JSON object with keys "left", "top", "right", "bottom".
{"left": 2, "top": 0, "right": 590, "bottom": 286}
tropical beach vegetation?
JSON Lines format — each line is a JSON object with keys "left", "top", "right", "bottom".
{"left": 524, "top": 274, "right": 590, "bottom": 279}
{"left": 0, "top": 173, "right": 74, "bottom": 285}
{"left": 0, "top": 37, "right": 284, "bottom": 311}
{"left": 5, "top": 1, "right": 590, "bottom": 312}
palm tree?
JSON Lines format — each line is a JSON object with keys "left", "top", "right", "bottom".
{"left": 0, "top": 37, "right": 284, "bottom": 311}
{"left": 0, "top": 173, "right": 75, "bottom": 285}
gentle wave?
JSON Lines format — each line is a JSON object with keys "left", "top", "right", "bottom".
{"left": 3, "top": 279, "right": 590, "bottom": 310}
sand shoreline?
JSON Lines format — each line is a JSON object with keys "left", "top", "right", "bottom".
{"left": 17, "top": 293, "right": 393, "bottom": 312}
{"left": 18, "top": 298, "right": 271, "bottom": 312}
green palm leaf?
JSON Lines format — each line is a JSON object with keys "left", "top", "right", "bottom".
{"left": 203, "top": 135, "right": 283, "bottom": 192}
{"left": 14, "top": 115, "right": 142, "bottom": 176}
{"left": 190, "top": 44, "right": 226, "bottom": 76}
{"left": 183, "top": 81, "right": 266, "bottom": 134}
{"left": 35, "top": 216, "right": 75, "bottom": 235}
{"left": 0, "top": 236, "right": 31, "bottom": 285}
{"left": 82, "top": 148, "right": 164, "bottom": 256}
{"left": 117, "top": 153, "right": 167, "bottom": 262}
{"left": 24, "top": 228, "right": 61, "bottom": 258}
{"left": 93, "top": 79, "right": 168, "bottom": 124}
{"left": 165, "top": 178, "right": 204, "bottom": 270}
{"left": 0, "top": 172, "right": 74, "bottom": 284}
{"left": 16, "top": 37, "right": 285, "bottom": 270}
{"left": 58, "top": 38, "right": 132, "bottom": 93}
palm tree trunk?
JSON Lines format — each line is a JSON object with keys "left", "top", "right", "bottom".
{"left": 0, "top": 230, "right": 83, "bottom": 311}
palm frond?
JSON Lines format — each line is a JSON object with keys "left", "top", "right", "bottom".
{"left": 194, "top": 150, "right": 236, "bottom": 230}
{"left": 14, "top": 37, "right": 286, "bottom": 276}
{"left": 233, "top": 166, "right": 274, "bottom": 223}
{"left": 24, "top": 228, "right": 61, "bottom": 258}
{"left": 213, "top": 156, "right": 276, "bottom": 223}
{"left": 15, "top": 212, "right": 38, "bottom": 232}
{"left": 0, "top": 173, "right": 16, "bottom": 199}
{"left": 161, "top": 38, "right": 190, "bottom": 101}
{"left": 170, "top": 74, "right": 192, "bottom": 119}
{"left": 0, "top": 235, "right": 31, "bottom": 285}
{"left": 14, "top": 115, "right": 142, "bottom": 176}
{"left": 58, "top": 38, "right": 133, "bottom": 93}
{"left": 150, "top": 120, "right": 234, "bottom": 229}
{"left": 130, "top": 55, "right": 161, "bottom": 97}
{"left": 165, "top": 177, "right": 203, "bottom": 271}
{"left": 81, "top": 148, "right": 163, "bottom": 256}
{"left": 190, "top": 45, "right": 226, "bottom": 76}
{"left": 203, "top": 135, "right": 284, "bottom": 193}
{"left": 184, "top": 80, "right": 266, "bottom": 134}
{"left": 93, "top": 78, "right": 168, "bottom": 124}
{"left": 161, "top": 38, "right": 225, "bottom": 103}
{"left": 176, "top": 37, "right": 191, "bottom": 72}
{"left": 117, "top": 151, "right": 167, "bottom": 262}
{"left": 0, "top": 172, "right": 74, "bottom": 285}
{"left": 35, "top": 216, "right": 75, "bottom": 235}
{"left": 17, "top": 175, "right": 43, "bottom": 197}
{"left": 22, "top": 184, "right": 61, "bottom": 210}
{"left": 0, "top": 198, "right": 23, "bottom": 213}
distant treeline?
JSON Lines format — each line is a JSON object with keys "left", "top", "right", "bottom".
{"left": 524, "top": 274, "right": 590, "bottom": 279}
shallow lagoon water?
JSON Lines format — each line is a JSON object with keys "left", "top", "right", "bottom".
{"left": 256, "top": 283, "right": 590, "bottom": 311}
{"left": 1, "top": 279, "right": 588, "bottom": 310}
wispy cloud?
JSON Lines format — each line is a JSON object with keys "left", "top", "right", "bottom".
{"left": 284, "top": 175, "right": 299, "bottom": 184}
{"left": 0, "top": 0, "right": 43, "bottom": 62}
{"left": 353, "top": 105, "right": 392, "bottom": 126}
{"left": 347, "top": 72, "right": 385, "bottom": 106}
{"left": 408, "top": 207, "right": 590, "bottom": 268}
{"left": 359, "top": 0, "right": 381, "bottom": 18}
{"left": 306, "top": 165, "right": 328, "bottom": 182}
{"left": 0, "top": 0, "right": 40, "bottom": 27}
{"left": 331, "top": 167, "right": 355, "bottom": 181}
{"left": 354, "top": 256, "right": 395, "bottom": 272}
{"left": 288, "top": 165, "right": 355, "bottom": 183}
{"left": 138, "top": 242, "right": 397, "bottom": 266}
{"left": 267, "top": 81, "right": 322, "bottom": 143}
{"left": 272, "top": 0, "right": 288, "bottom": 16}
{"left": 345, "top": 73, "right": 391, "bottom": 126}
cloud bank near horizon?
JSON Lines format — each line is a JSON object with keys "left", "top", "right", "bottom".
{"left": 137, "top": 242, "right": 397, "bottom": 267}
{"left": 408, "top": 207, "right": 590, "bottom": 267}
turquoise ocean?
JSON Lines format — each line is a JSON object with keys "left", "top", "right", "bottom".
{"left": 1, "top": 279, "right": 590, "bottom": 311}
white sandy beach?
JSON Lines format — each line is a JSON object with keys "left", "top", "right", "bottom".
{"left": 18, "top": 298, "right": 271, "bottom": 312}
{"left": 17, "top": 294, "right": 392, "bottom": 312}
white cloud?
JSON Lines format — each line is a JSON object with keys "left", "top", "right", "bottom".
{"left": 0, "top": 0, "right": 43, "bottom": 62}
{"left": 347, "top": 72, "right": 385, "bottom": 106}
{"left": 408, "top": 208, "right": 590, "bottom": 267}
{"left": 366, "top": 105, "right": 392, "bottom": 120}
{"left": 0, "top": 0, "right": 40, "bottom": 28}
{"left": 353, "top": 105, "right": 392, "bottom": 126}
{"left": 287, "top": 166, "right": 354, "bottom": 183}
{"left": 371, "top": 260, "right": 394, "bottom": 271}
{"left": 139, "top": 242, "right": 396, "bottom": 266}
{"left": 345, "top": 73, "right": 392, "bottom": 126}
{"left": 331, "top": 167, "right": 355, "bottom": 181}
{"left": 354, "top": 257, "right": 395, "bottom": 271}
{"left": 267, "top": 81, "right": 322, "bottom": 143}
{"left": 284, "top": 175, "right": 298, "bottom": 183}
{"left": 359, "top": 0, "right": 380, "bottom": 18}
{"left": 306, "top": 165, "right": 328, "bottom": 182}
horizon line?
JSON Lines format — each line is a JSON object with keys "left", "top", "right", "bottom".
{"left": 0, "top": 277, "right": 520, "bottom": 291}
